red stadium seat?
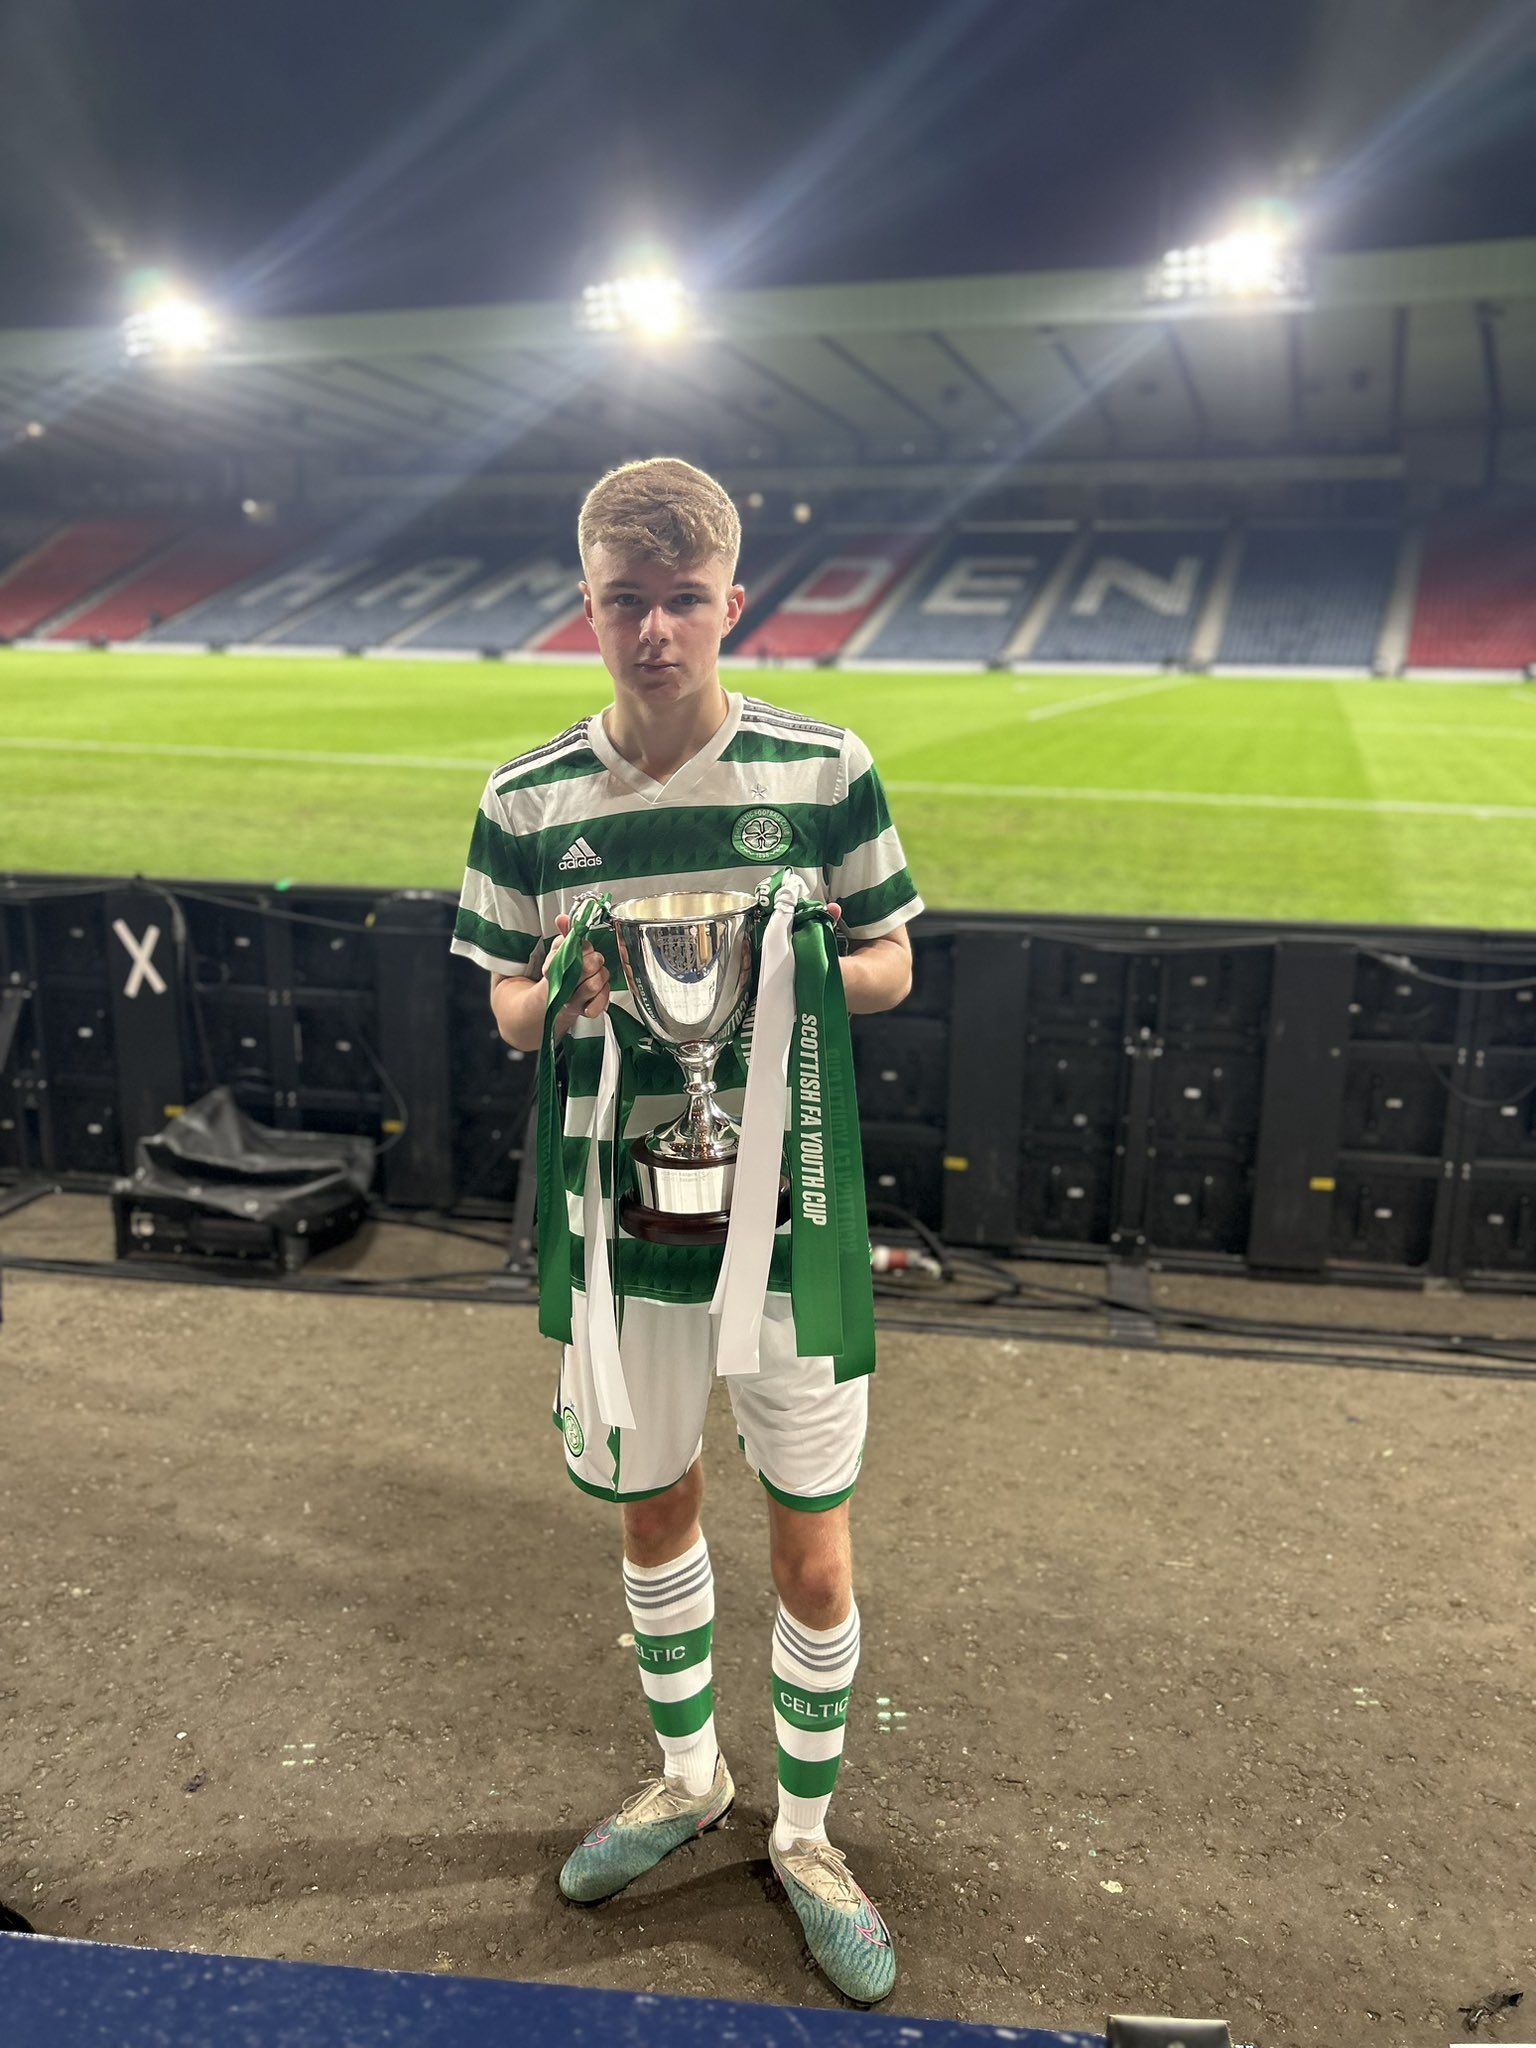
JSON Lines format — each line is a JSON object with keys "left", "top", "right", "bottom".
{"left": 1408, "top": 511, "right": 1536, "bottom": 668}
{"left": 733, "top": 533, "right": 924, "bottom": 659}
{"left": 48, "top": 527, "right": 302, "bottom": 642}
{"left": 0, "top": 520, "right": 182, "bottom": 639}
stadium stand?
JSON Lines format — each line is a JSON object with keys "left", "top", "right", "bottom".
{"left": 522, "top": 534, "right": 815, "bottom": 655}
{"left": 1407, "top": 509, "right": 1536, "bottom": 668}
{"left": 862, "top": 527, "right": 1075, "bottom": 661}
{"left": 524, "top": 588, "right": 596, "bottom": 653}
{"left": 733, "top": 532, "right": 925, "bottom": 659}
{"left": 0, "top": 517, "right": 51, "bottom": 576}
{"left": 1032, "top": 526, "right": 1224, "bottom": 664}
{"left": 0, "top": 519, "right": 181, "bottom": 640}
{"left": 1217, "top": 525, "right": 1400, "bottom": 667}
{"left": 142, "top": 540, "right": 384, "bottom": 645}
{"left": 394, "top": 546, "right": 582, "bottom": 651}
{"left": 832, "top": 488, "right": 955, "bottom": 526}
{"left": 46, "top": 524, "right": 303, "bottom": 642}
{"left": 264, "top": 538, "right": 534, "bottom": 649}
{"left": 50, "top": 508, "right": 1536, "bottom": 675}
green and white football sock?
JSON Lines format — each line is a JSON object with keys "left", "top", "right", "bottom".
{"left": 622, "top": 1533, "right": 718, "bottom": 1798}
{"left": 771, "top": 1598, "right": 860, "bottom": 1853}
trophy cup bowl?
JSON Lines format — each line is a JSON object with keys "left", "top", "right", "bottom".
{"left": 609, "top": 889, "right": 790, "bottom": 1244}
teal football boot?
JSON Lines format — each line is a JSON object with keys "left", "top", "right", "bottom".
{"left": 769, "top": 1832, "right": 897, "bottom": 2004}
{"left": 558, "top": 1752, "right": 734, "bottom": 1904}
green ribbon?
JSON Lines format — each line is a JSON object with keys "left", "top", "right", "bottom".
{"left": 784, "top": 900, "right": 877, "bottom": 1383}
{"left": 536, "top": 891, "right": 611, "bottom": 1344}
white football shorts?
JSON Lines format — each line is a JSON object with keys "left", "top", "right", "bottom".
{"left": 555, "top": 1292, "right": 867, "bottom": 1512}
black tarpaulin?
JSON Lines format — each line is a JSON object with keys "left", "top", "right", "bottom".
{"left": 128, "top": 1086, "right": 376, "bottom": 1228}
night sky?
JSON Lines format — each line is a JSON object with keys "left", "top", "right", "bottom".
{"left": 1, "top": 0, "right": 1533, "bottom": 327}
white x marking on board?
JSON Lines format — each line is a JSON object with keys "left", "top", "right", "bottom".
{"left": 112, "top": 918, "right": 167, "bottom": 998}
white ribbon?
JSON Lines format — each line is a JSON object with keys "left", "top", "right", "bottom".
{"left": 577, "top": 1011, "right": 635, "bottom": 1430}
{"left": 709, "top": 872, "right": 807, "bottom": 1377}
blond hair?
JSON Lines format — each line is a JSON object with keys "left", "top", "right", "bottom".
{"left": 578, "top": 457, "right": 741, "bottom": 577}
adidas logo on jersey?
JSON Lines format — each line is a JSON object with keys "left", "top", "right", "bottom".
{"left": 557, "top": 836, "right": 603, "bottom": 872}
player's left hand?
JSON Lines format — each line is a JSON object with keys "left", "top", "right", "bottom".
{"left": 552, "top": 910, "right": 611, "bottom": 1020}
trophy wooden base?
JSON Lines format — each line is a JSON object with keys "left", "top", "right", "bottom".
{"left": 619, "top": 1168, "right": 793, "bottom": 1247}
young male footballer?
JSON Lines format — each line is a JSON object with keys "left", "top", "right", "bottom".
{"left": 449, "top": 457, "right": 922, "bottom": 2004}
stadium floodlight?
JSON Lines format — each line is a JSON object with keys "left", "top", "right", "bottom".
{"left": 792, "top": 501, "right": 813, "bottom": 524}
{"left": 22, "top": 420, "right": 45, "bottom": 439}
{"left": 575, "top": 271, "right": 692, "bottom": 340}
{"left": 1145, "top": 203, "right": 1307, "bottom": 309}
{"left": 121, "top": 291, "right": 218, "bottom": 361}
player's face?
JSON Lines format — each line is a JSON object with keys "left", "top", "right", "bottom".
{"left": 581, "top": 546, "right": 744, "bottom": 707}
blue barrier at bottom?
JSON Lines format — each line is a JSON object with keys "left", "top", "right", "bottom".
{"left": 0, "top": 1933, "right": 1103, "bottom": 2048}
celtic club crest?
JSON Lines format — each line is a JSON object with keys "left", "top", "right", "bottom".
{"left": 731, "top": 806, "right": 794, "bottom": 862}
{"left": 561, "top": 1405, "right": 584, "bottom": 1457}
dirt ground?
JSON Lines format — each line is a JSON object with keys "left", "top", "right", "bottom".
{"left": 1, "top": 1192, "right": 1533, "bottom": 2046}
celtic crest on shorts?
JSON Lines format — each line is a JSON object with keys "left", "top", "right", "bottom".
{"left": 731, "top": 806, "right": 794, "bottom": 862}
{"left": 561, "top": 1405, "right": 585, "bottom": 1457}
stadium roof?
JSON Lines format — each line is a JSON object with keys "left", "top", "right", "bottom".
{"left": 2, "top": 238, "right": 1534, "bottom": 481}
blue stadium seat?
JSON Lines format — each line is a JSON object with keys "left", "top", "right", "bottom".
{"left": 401, "top": 547, "right": 581, "bottom": 650}
{"left": 145, "top": 542, "right": 378, "bottom": 645}
{"left": 1033, "top": 529, "right": 1222, "bottom": 663}
{"left": 864, "top": 529, "right": 1074, "bottom": 660}
{"left": 1218, "top": 526, "right": 1399, "bottom": 666}
{"left": 265, "top": 538, "right": 533, "bottom": 649}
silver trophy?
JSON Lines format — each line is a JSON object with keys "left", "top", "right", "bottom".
{"left": 607, "top": 889, "right": 790, "bottom": 1244}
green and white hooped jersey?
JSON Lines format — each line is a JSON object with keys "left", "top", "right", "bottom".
{"left": 449, "top": 691, "right": 924, "bottom": 1309}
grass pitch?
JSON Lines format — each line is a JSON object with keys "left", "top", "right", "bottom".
{"left": 3, "top": 649, "right": 1535, "bottom": 929}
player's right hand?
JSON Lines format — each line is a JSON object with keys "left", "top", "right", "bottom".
{"left": 553, "top": 912, "right": 611, "bottom": 1020}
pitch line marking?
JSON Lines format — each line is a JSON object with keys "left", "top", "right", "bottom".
{"left": 1090, "top": 718, "right": 1536, "bottom": 744}
{"left": 3, "top": 713, "right": 1533, "bottom": 772}
{"left": 0, "top": 736, "right": 488, "bottom": 771}
{"left": 886, "top": 780, "right": 1536, "bottom": 822}
{"left": 1013, "top": 675, "right": 1196, "bottom": 721}
{"left": 2, "top": 734, "right": 1532, "bottom": 821}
